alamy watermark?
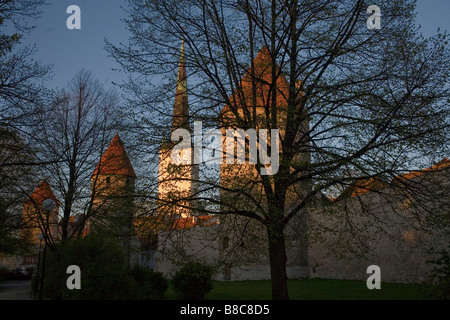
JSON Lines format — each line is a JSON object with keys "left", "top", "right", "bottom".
{"left": 66, "top": 4, "right": 379, "bottom": 31}
{"left": 366, "top": 265, "right": 381, "bottom": 289}
{"left": 66, "top": 265, "right": 81, "bottom": 290}
{"left": 170, "top": 121, "right": 280, "bottom": 175}
{"left": 66, "top": 5, "right": 81, "bottom": 30}
{"left": 367, "top": 5, "right": 381, "bottom": 30}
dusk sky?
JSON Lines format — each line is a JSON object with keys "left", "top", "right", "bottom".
{"left": 11, "top": 0, "right": 450, "bottom": 91}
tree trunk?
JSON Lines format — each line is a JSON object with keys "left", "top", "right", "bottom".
{"left": 267, "top": 225, "right": 289, "bottom": 300}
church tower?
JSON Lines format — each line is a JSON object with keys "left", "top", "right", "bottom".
{"left": 158, "top": 39, "right": 199, "bottom": 219}
{"left": 91, "top": 133, "right": 136, "bottom": 261}
{"left": 219, "top": 46, "right": 311, "bottom": 278}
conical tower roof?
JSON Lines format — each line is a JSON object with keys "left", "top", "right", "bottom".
{"left": 222, "top": 46, "right": 292, "bottom": 114}
{"left": 171, "top": 38, "right": 190, "bottom": 133}
{"left": 25, "top": 180, "right": 60, "bottom": 206}
{"left": 92, "top": 133, "right": 136, "bottom": 178}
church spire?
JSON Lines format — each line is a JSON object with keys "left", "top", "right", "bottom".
{"left": 171, "top": 38, "right": 190, "bottom": 133}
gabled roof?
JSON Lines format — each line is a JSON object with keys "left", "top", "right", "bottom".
{"left": 221, "top": 46, "right": 294, "bottom": 115}
{"left": 92, "top": 133, "right": 136, "bottom": 178}
{"left": 25, "top": 180, "right": 60, "bottom": 207}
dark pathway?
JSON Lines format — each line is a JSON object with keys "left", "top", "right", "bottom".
{"left": 0, "top": 281, "right": 32, "bottom": 300}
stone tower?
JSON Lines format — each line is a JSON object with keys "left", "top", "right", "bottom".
{"left": 22, "top": 179, "right": 60, "bottom": 244}
{"left": 219, "top": 46, "right": 311, "bottom": 278}
{"left": 158, "top": 39, "right": 199, "bottom": 219}
{"left": 91, "top": 133, "right": 136, "bottom": 262}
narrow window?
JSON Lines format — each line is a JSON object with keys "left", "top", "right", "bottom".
{"left": 223, "top": 236, "right": 229, "bottom": 249}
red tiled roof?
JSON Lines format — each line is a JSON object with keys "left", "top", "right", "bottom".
{"left": 334, "top": 176, "right": 386, "bottom": 202}
{"left": 24, "top": 180, "right": 59, "bottom": 207}
{"left": 349, "top": 177, "right": 386, "bottom": 198}
{"left": 171, "top": 215, "right": 218, "bottom": 230}
{"left": 222, "top": 46, "right": 293, "bottom": 115}
{"left": 92, "top": 133, "right": 136, "bottom": 177}
{"left": 66, "top": 215, "right": 89, "bottom": 238}
{"left": 334, "top": 158, "right": 449, "bottom": 202}
{"left": 392, "top": 158, "right": 450, "bottom": 182}
{"left": 133, "top": 214, "right": 218, "bottom": 233}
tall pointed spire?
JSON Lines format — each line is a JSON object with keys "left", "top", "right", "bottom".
{"left": 171, "top": 38, "right": 190, "bottom": 133}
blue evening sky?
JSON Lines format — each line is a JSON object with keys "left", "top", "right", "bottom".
{"left": 12, "top": 0, "right": 450, "bottom": 91}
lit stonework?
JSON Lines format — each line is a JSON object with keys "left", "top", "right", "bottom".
{"left": 21, "top": 180, "right": 60, "bottom": 245}
{"left": 158, "top": 39, "right": 199, "bottom": 219}
{"left": 91, "top": 133, "right": 137, "bottom": 264}
{"left": 218, "top": 46, "right": 311, "bottom": 278}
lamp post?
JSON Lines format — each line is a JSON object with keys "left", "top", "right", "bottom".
{"left": 38, "top": 198, "right": 56, "bottom": 300}
{"left": 34, "top": 234, "right": 44, "bottom": 297}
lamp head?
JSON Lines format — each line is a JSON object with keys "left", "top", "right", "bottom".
{"left": 42, "top": 199, "right": 56, "bottom": 211}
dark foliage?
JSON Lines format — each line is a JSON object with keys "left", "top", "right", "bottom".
{"left": 426, "top": 244, "right": 450, "bottom": 300}
{"left": 129, "top": 264, "right": 169, "bottom": 299}
{"left": 172, "top": 261, "right": 213, "bottom": 300}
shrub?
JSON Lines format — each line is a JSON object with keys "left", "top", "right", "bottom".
{"left": 40, "top": 233, "right": 138, "bottom": 300}
{"left": 172, "top": 261, "right": 213, "bottom": 300}
{"left": 426, "top": 245, "right": 450, "bottom": 300}
{"left": 129, "top": 264, "right": 168, "bottom": 299}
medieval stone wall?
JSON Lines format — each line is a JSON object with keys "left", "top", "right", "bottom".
{"left": 308, "top": 169, "right": 449, "bottom": 283}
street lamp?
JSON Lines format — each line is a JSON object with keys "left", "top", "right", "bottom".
{"left": 42, "top": 198, "right": 56, "bottom": 212}
{"left": 34, "top": 233, "right": 44, "bottom": 297}
{"left": 38, "top": 198, "right": 56, "bottom": 300}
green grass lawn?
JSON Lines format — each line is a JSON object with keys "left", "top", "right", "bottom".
{"left": 0, "top": 278, "right": 428, "bottom": 300}
{"left": 166, "top": 278, "right": 427, "bottom": 300}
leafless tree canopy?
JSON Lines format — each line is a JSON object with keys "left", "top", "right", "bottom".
{"left": 31, "top": 70, "right": 123, "bottom": 240}
{"left": 0, "top": 0, "right": 50, "bottom": 253}
{"left": 107, "top": 0, "right": 450, "bottom": 299}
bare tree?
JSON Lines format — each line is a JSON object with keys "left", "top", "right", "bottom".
{"left": 0, "top": 0, "right": 51, "bottom": 254}
{"left": 0, "top": 0, "right": 50, "bottom": 134}
{"left": 109, "top": 0, "right": 449, "bottom": 299}
{"left": 0, "top": 128, "right": 39, "bottom": 254}
{"left": 32, "top": 70, "right": 123, "bottom": 241}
